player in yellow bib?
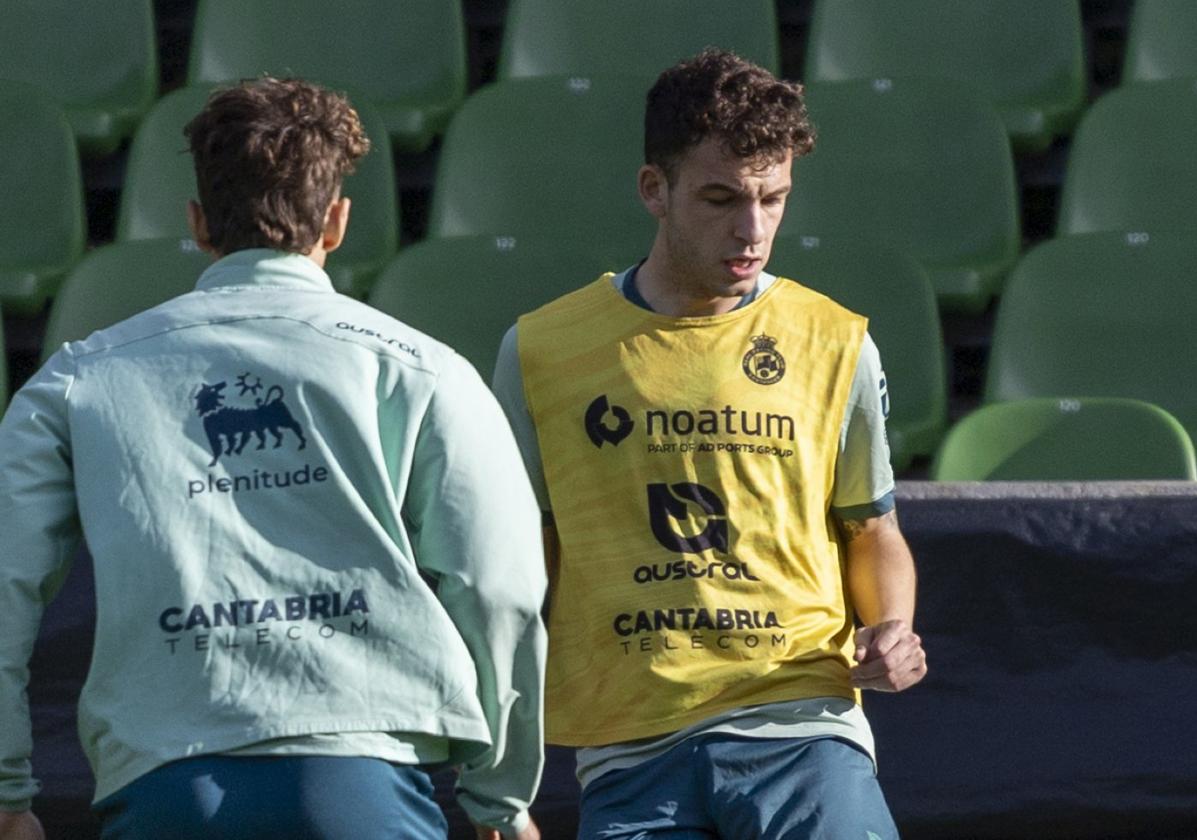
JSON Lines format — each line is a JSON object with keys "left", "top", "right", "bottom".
{"left": 493, "top": 50, "right": 927, "bottom": 838}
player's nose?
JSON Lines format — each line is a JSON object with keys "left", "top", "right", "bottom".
{"left": 734, "top": 201, "right": 768, "bottom": 245}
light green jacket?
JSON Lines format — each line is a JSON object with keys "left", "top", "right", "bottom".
{"left": 0, "top": 250, "right": 546, "bottom": 834}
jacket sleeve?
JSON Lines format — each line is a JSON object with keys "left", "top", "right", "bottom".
{"left": 0, "top": 351, "right": 82, "bottom": 810}
{"left": 403, "top": 353, "right": 547, "bottom": 836}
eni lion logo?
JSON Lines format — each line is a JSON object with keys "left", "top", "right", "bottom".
{"left": 194, "top": 372, "right": 307, "bottom": 466}
{"left": 742, "top": 334, "right": 786, "bottom": 385}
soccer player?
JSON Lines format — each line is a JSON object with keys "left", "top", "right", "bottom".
{"left": 0, "top": 78, "right": 545, "bottom": 840}
{"left": 492, "top": 50, "right": 927, "bottom": 838}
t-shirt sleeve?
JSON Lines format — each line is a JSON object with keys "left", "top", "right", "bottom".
{"left": 491, "top": 325, "right": 551, "bottom": 512}
{"left": 831, "top": 332, "right": 896, "bottom": 519}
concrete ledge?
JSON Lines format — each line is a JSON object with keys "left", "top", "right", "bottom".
{"left": 897, "top": 479, "right": 1197, "bottom": 500}
{"left": 868, "top": 485, "right": 1197, "bottom": 837}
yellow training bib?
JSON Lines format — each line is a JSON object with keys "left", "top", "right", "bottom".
{"left": 519, "top": 275, "right": 866, "bottom": 745}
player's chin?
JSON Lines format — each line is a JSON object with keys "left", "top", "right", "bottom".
{"left": 714, "top": 272, "right": 758, "bottom": 299}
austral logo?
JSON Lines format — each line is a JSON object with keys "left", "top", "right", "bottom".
{"left": 194, "top": 373, "right": 307, "bottom": 466}
{"left": 647, "top": 482, "right": 729, "bottom": 554}
{"left": 742, "top": 334, "right": 786, "bottom": 385}
{"left": 585, "top": 394, "right": 635, "bottom": 448}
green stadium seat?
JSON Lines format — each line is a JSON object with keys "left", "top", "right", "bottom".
{"left": 767, "top": 235, "right": 946, "bottom": 472}
{"left": 932, "top": 398, "right": 1197, "bottom": 481}
{"left": 781, "top": 78, "right": 1020, "bottom": 313}
{"left": 367, "top": 234, "right": 632, "bottom": 380}
{"left": 41, "top": 238, "right": 213, "bottom": 363}
{"left": 0, "top": 0, "right": 158, "bottom": 157}
{"left": 187, "top": 0, "right": 466, "bottom": 153}
{"left": 1124, "top": 0, "right": 1197, "bottom": 83}
{"left": 1057, "top": 81, "right": 1197, "bottom": 236}
{"left": 985, "top": 231, "right": 1197, "bottom": 444}
{"left": 428, "top": 75, "right": 654, "bottom": 260}
{"left": 0, "top": 82, "right": 86, "bottom": 316}
{"left": 116, "top": 86, "right": 398, "bottom": 299}
{"left": 803, "top": 0, "right": 1085, "bottom": 151}
{"left": 498, "top": 0, "right": 779, "bottom": 81}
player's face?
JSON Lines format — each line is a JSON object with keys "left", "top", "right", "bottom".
{"left": 654, "top": 138, "right": 793, "bottom": 301}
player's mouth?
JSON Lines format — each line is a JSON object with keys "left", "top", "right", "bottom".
{"left": 724, "top": 256, "right": 761, "bottom": 279}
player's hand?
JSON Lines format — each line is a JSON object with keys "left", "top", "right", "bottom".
{"left": 0, "top": 810, "right": 45, "bottom": 840}
{"left": 474, "top": 817, "right": 541, "bottom": 840}
{"left": 851, "top": 619, "right": 927, "bottom": 692}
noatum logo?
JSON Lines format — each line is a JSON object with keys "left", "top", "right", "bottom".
{"left": 585, "top": 397, "right": 797, "bottom": 447}
{"left": 646, "top": 405, "right": 795, "bottom": 441}
{"left": 585, "top": 394, "right": 635, "bottom": 447}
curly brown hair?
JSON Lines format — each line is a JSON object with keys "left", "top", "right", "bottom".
{"left": 645, "top": 49, "right": 814, "bottom": 181}
{"left": 184, "top": 77, "right": 370, "bottom": 255}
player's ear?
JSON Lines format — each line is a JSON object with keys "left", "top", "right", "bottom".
{"left": 186, "top": 200, "right": 220, "bottom": 256}
{"left": 638, "top": 164, "right": 669, "bottom": 220}
{"left": 321, "top": 195, "right": 351, "bottom": 253}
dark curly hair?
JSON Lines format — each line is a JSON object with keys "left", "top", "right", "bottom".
{"left": 645, "top": 49, "right": 815, "bottom": 181}
{"left": 184, "top": 77, "right": 370, "bottom": 255}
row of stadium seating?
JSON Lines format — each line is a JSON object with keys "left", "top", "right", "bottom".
{"left": 9, "top": 227, "right": 1194, "bottom": 480}
{"left": 4, "top": 0, "right": 1193, "bottom": 481}
{"left": 3, "top": 0, "right": 1180, "bottom": 319}
{"left": 6, "top": 0, "right": 1197, "bottom": 159}
{"left": 7, "top": 70, "right": 1197, "bottom": 315}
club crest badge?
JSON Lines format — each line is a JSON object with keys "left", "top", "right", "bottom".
{"left": 742, "top": 334, "right": 786, "bottom": 385}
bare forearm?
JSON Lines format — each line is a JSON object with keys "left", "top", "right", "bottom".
{"left": 838, "top": 510, "right": 927, "bottom": 691}
{"left": 839, "top": 510, "right": 917, "bottom": 627}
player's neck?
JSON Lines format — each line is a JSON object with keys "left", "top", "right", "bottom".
{"left": 635, "top": 250, "right": 744, "bottom": 318}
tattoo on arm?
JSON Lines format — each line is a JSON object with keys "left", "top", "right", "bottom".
{"left": 838, "top": 517, "right": 867, "bottom": 542}
{"left": 837, "top": 509, "right": 898, "bottom": 542}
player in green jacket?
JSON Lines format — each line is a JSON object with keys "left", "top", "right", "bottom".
{"left": 0, "top": 78, "right": 545, "bottom": 840}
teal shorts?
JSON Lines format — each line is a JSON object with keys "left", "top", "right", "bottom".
{"left": 578, "top": 734, "right": 898, "bottom": 839}
{"left": 94, "top": 755, "right": 447, "bottom": 840}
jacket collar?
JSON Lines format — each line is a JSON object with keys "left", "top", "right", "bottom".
{"left": 195, "top": 249, "right": 335, "bottom": 293}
